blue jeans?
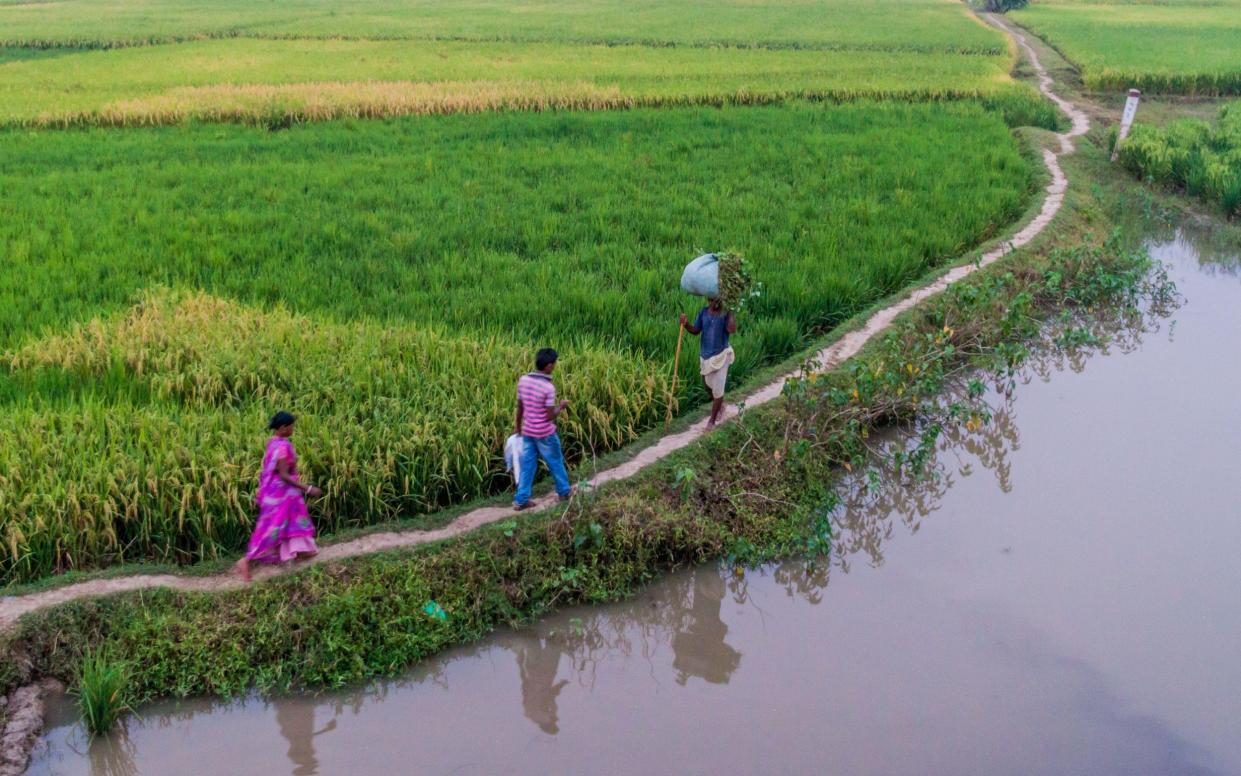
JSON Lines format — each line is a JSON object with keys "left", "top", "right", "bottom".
{"left": 514, "top": 432, "right": 571, "bottom": 506}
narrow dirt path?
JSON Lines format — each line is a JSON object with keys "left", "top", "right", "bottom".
{"left": 0, "top": 15, "right": 1089, "bottom": 635}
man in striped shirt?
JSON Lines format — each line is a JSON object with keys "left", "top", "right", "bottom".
{"left": 513, "top": 348, "right": 573, "bottom": 511}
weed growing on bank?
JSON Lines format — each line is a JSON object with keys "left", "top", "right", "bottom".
{"left": 74, "top": 648, "right": 132, "bottom": 736}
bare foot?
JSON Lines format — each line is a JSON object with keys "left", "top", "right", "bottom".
{"left": 234, "top": 558, "right": 252, "bottom": 583}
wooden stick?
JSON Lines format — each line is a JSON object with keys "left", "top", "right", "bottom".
{"left": 667, "top": 321, "right": 686, "bottom": 426}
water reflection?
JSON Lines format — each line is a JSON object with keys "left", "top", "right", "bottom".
{"left": 85, "top": 730, "right": 136, "bottom": 776}
{"left": 831, "top": 263, "right": 1177, "bottom": 577}
{"left": 514, "top": 637, "right": 569, "bottom": 734}
{"left": 505, "top": 564, "right": 744, "bottom": 734}
{"left": 1125, "top": 201, "right": 1241, "bottom": 276}
{"left": 274, "top": 699, "right": 335, "bottom": 775}
{"left": 671, "top": 570, "right": 740, "bottom": 686}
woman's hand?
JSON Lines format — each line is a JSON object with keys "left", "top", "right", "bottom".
{"left": 678, "top": 313, "right": 688, "bottom": 327}
{"left": 305, "top": 485, "right": 323, "bottom": 498}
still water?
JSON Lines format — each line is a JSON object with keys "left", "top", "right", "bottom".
{"left": 29, "top": 229, "right": 1241, "bottom": 776}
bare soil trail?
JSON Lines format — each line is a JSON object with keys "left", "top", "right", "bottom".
{"left": 0, "top": 14, "right": 1088, "bottom": 636}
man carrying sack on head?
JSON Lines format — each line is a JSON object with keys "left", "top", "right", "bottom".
{"left": 679, "top": 296, "right": 737, "bottom": 429}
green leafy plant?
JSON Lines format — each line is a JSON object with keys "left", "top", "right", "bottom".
{"left": 75, "top": 648, "right": 132, "bottom": 736}
{"left": 673, "top": 466, "right": 698, "bottom": 499}
{"left": 573, "top": 521, "right": 605, "bottom": 551}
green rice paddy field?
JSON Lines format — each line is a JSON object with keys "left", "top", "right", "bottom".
{"left": 0, "top": 0, "right": 1050, "bottom": 585}
{"left": 1013, "top": 0, "right": 1241, "bottom": 95}
{"left": 0, "top": 0, "right": 1004, "bottom": 50}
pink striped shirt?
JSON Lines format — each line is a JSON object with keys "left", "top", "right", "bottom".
{"left": 517, "top": 372, "right": 558, "bottom": 438}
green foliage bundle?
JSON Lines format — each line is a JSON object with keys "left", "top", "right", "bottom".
{"left": 715, "top": 252, "right": 762, "bottom": 313}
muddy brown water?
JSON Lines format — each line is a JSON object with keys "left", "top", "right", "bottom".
{"left": 26, "top": 230, "right": 1241, "bottom": 775}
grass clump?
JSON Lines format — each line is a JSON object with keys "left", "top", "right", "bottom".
{"left": 74, "top": 648, "right": 132, "bottom": 736}
{"left": 1117, "top": 103, "right": 1241, "bottom": 217}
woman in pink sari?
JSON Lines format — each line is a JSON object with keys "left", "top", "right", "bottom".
{"left": 235, "top": 412, "right": 322, "bottom": 582}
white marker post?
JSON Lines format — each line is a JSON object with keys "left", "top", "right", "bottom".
{"left": 1111, "top": 88, "right": 1142, "bottom": 162}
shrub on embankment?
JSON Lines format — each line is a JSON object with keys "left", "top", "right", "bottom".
{"left": 0, "top": 232, "right": 1168, "bottom": 708}
{"left": 1117, "top": 103, "right": 1241, "bottom": 217}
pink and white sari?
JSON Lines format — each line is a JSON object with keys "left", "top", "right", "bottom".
{"left": 246, "top": 436, "right": 318, "bottom": 564}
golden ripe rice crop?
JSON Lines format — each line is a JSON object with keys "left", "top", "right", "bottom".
{"left": 0, "top": 290, "right": 671, "bottom": 582}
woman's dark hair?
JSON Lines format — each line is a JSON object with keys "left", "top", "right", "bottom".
{"left": 268, "top": 411, "right": 296, "bottom": 431}
{"left": 535, "top": 348, "right": 558, "bottom": 371}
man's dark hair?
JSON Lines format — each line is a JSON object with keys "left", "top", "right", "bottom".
{"left": 535, "top": 348, "right": 558, "bottom": 371}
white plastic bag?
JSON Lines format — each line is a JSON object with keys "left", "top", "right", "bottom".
{"left": 680, "top": 253, "right": 720, "bottom": 298}
{"left": 504, "top": 434, "right": 524, "bottom": 487}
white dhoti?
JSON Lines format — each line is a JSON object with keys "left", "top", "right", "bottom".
{"left": 699, "top": 347, "right": 735, "bottom": 399}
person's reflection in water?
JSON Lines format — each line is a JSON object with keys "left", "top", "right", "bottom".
{"left": 515, "top": 637, "right": 569, "bottom": 734}
{"left": 672, "top": 567, "right": 741, "bottom": 686}
{"left": 274, "top": 697, "right": 337, "bottom": 776}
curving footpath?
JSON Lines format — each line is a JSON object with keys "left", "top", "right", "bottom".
{"left": 0, "top": 16, "right": 1088, "bottom": 637}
